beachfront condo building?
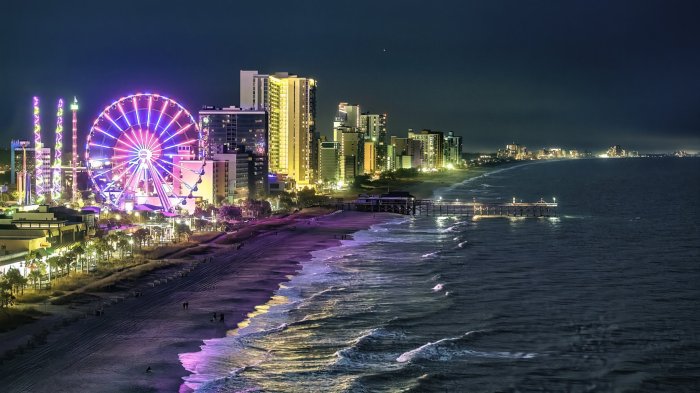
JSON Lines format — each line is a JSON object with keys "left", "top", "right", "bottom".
{"left": 444, "top": 131, "right": 463, "bottom": 168}
{"left": 333, "top": 103, "right": 361, "bottom": 141}
{"left": 240, "top": 70, "right": 317, "bottom": 187}
{"left": 363, "top": 141, "right": 377, "bottom": 174}
{"left": 338, "top": 130, "right": 362, "bottom": 182}
{"left": 199, "top": 106, "right": 269, "bottom": 197}
{"left": 360, "top": 113, "right": 388, "bottom": 171}
{"left": 333, "top": 102, "right": 365, "bottom": 180}
{"left": 318, "top": 141, "right": 340, "bottom": 184}
{"left": 391, "top": 136, "right": 423, "bottom": 169}
{"left": 408, "top": 129, "right": 444, "bottom": 170}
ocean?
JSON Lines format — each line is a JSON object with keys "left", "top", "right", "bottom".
{"left": 181, "top": 158, "right": 700, "bottom": 392}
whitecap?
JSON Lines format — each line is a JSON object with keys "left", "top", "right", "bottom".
{"left": 396, "top": 331, "right": 535, "bottom": 363}
{"left": 432, "top": 283, "right": 444, "bottom": 292}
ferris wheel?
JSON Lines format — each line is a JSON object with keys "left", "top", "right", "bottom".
{"left": 86, "top": 93, "right": 205, "bottom": 212}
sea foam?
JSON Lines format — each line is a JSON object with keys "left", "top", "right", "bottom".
{"left": 396, "top": 331, "right": 536, "bottom": 363}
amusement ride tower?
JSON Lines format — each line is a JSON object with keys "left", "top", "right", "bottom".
{"left": 52, "top": 98, "right": 64, "bottom": 201}
{"left": 33, "top": 96, "right": 46, "bottom": 201}
{"left": 71, "top": 97, "right": 79, "bottom": 205}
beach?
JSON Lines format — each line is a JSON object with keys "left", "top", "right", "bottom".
{"left": 0, "top": 210, "right": 394, "bottom": 392}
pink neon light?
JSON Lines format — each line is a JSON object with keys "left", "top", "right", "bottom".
{"left": 133, "top": 96, "right": 141, "bottom": 125}
{"left": 117, "top": 102, "right": 131, "bottom": 127}
{"left": 86, "top": 93, "right": 201, "bottom": 211}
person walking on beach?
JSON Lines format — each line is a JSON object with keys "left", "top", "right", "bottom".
{"left": 219, "top": 313, "right": 225, "bottom": 322}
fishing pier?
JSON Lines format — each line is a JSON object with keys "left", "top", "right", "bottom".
{"left": 340, "top": 192, "right": 558, "bottom": 218}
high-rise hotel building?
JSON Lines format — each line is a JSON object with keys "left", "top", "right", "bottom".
{"left": 333, "top": 103, "right": 364, "bottom": 181}
{"left": 199, "top": 106, "right": 269, "bottom": 199}
{"left": 360, "top": 113, "right": 387, "bottom": 171}
{"left": 444, "top": 131, "right": 463, "bottom": 168}
{"left": 408, "top": 129, "right": 444, "bottom": 170}
{"left": 240, "top": 71, "right": 317, "bottom": 186}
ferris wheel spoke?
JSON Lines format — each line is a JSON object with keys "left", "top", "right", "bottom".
{"left": 144, "top": 129, "right": 160, "bottom": 152}
{"left": 111, "top": 146, "right": 139, "bottom": 154}
{"left": 93, "top": 157, "right": 138, "bottom": 179}
{"left": 126, "top": 129, "right": 144, "bottom": 151}
{"left": 154, "top": 99, "right": 169, "bottom": 131}
{"left": 101, "top": 160, "right": 140, "bottom": 193}
{"left": 132, "top": 97, "right": 141, "bottom": 126}
{"left": 152, "top": 160, "right": 194, "bottom": 191}
{"left": 148, "top": 165, "right": 172, "bottom": 211}
{"left": 117, "top": 102, "right": 131, "bottom": 128}
{"left": 156, "top": 156, "right": 202, "bottom": 175}
{"left": 160, "top": 109, "right": 183, "bottom": 138}
{"left": 161, "top": 123, "right": 192, "bottom": 145}
{"left": 121, "top": 128, "right": 141, "bottom": 150}
{"left": 104, "top": 113, "right": 123, "bottom": 132}
{"left": 93, "top": 126, "right": 117, "bottom": 140}
{"left": 90, "top": 142, "right": 117, "bottom": 150}
{"left": 116, "top": 137, "right": 141, "bottom": 154}
{"left": 131, "top": 128, "right": 145, "bottom": 150}
{"left": 163, "top": 139, "right": 197, "bottom": 151}
{"left": 117, "top": 161, "right": 143, "bottom": 202}
{"left": 147, "top": 95, "right": 153, "bottom": 128}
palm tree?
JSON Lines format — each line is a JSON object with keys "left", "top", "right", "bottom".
{"left": 117, "top": 237, "right": 129, "bottom": 260}
{"left": 47, "top": 256, "right": 61, "bottom": 280}
{"left": 72, "top": 246, "right": 85, "bottom": 272}
{"left": 4, "top": 268, "right": 26, "bottom": 296}
{"left": 60, "top": 255, "right": 72, "bottom": 277}
{"left": 28, "top": 270, "right": 42, "bottom": 290}
{"left": 174, "top": 223, "right": 192, "bottom": 242}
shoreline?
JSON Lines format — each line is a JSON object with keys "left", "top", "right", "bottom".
{"left": 0, "top": 210, "right": 396, "bottom": 392}
{"left": 0, "top": 163, "right": 516, "bottom": 391}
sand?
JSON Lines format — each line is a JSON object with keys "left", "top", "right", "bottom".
{"left": 0, "top": 210, "right": 394, "bottom": 393}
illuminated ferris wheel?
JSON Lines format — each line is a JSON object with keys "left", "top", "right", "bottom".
{"left": 86, "top": 93, "right": 205, "bottom": 212}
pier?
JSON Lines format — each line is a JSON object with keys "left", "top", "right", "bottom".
{"left": 339, "top": 192, "right": 558, "bottom": 218}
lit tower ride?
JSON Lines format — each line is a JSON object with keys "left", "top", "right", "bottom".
{"left": 18, "top": 140, "right": 32, "bottom": 205}
{"left": 52, "top": 98, "right": 64, "bottom": 201}
{"left": 71, "top": 97, "right": 79, "bottom": 205}
{"left": 33, "top": 96, "right": 45, "bottom": 201}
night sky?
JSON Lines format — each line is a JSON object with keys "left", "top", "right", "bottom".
{"left": 1, "top": 0, "right": 699, "bottom": 153}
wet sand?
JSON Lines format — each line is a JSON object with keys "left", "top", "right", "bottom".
{"left": 0, "top": 211, "right": 395, "bottom": 393}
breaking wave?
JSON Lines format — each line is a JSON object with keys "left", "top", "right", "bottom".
{"left": 396, "top": 331, "right": 536, "bottom": 363}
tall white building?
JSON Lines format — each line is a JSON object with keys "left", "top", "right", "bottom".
{"left": 240, "top": 70, "right": 317, "bottom": 186}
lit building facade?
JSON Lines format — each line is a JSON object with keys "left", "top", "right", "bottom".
{"left": 318, "top": 141, "right": 340, "bottom": 184}
{"left": 333, "top": 102, "right": 364, "bottom": 178}
{"left": 408, "top": 129, "right": 444, "bottom": 170}
{"left": 338, "top": 131, "right": 361, "bottom": 182}
{"left": 363, "top": 141, "right": 377, "bottom": 174}
{"left": 444, "top": 131, "right": 463, "bottom": 167}
{"left": 199, "top": 106, "right": 269, "bottom": 197}
{"left": 360, "top": 113, "right": 388, "bottom": 170}
{"left": 240, "top": 70, "right": 317, "bottom": 186}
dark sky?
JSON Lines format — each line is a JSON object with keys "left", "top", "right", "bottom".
{"left": 1, "top": 0, "right": 699, "bottom": 153}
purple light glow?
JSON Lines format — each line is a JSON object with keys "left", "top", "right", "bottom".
{"left": 85, "top": 93, "right": 205, "bottom": 212}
